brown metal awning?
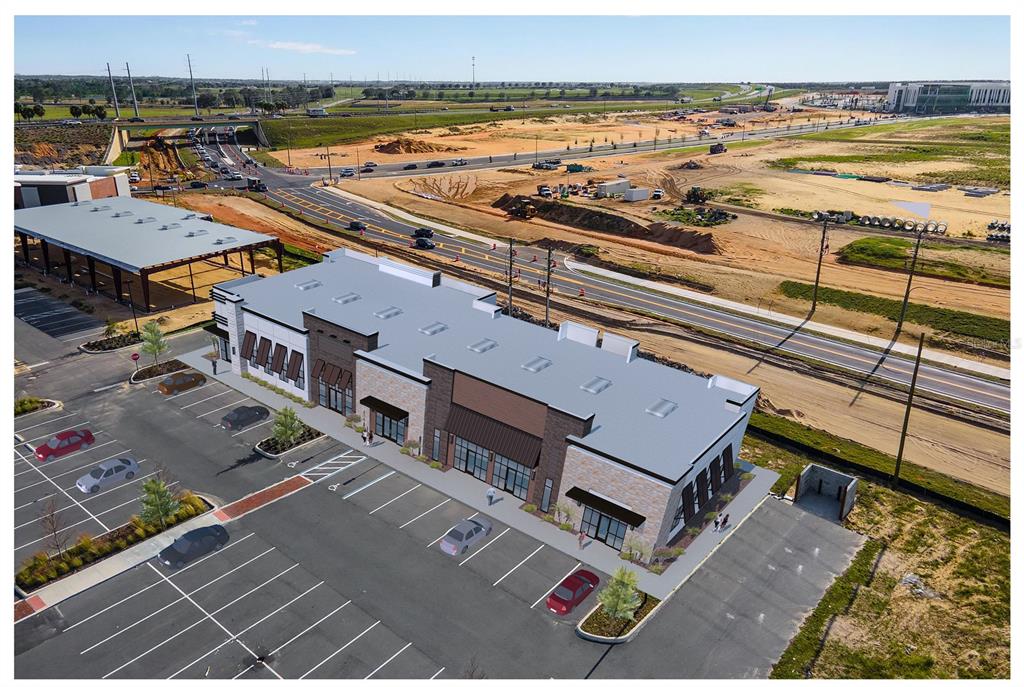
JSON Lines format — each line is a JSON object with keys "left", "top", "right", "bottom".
{"left": 311, "top": 358, "right": 325, "bottom": 380}
{"left": 241, "top": 331, "right": 257, "bottom": 358}
{"left": 360, "top": 396, "right": 409, "bottom": 420}
{"left": 324, "top": 364, "right": 341, "bottom": 386}
{"left": 565, "top": 487, "right": 646, "bottom": 528}
{"left": 255, "top": 338, "right": 272, "bottom": 366}
{"left": 338, "top": 369, "right": 352, "bottom": 390}
{"left": 270, "top": 344, "right": 287, "bottom": 373}
{"left": 445, "top": 405, "right": 542, "bottom": 468}
{"left": 286, "top": 351, "right": 304, "bottom": 380}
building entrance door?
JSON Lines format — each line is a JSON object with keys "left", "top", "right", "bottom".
{"left": 375, "top": 413, "right": 406, "bottom": 445}
{"left": 581, "top": 505, "right": 627, "bottom": 551}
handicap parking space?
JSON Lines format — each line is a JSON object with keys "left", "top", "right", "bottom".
{"left": 15, "top": 523, "right": 446, "bottom": 680}
{"left": 14, "top": 288, "right": 106, "bottom": 343}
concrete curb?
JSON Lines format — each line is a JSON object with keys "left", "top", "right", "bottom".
{"left": 14, "top": 399, "right": 62, "bottom": 419}
{"left": 253, "top": 433, "right": 328, "bottom": 460}
{"left": 128, "top": 362, "right": 194, "bottom": 385}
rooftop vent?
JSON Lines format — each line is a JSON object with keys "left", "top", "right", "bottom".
{"left": 419, "top": 321, "right": 449, "bottom": 336}
{"left": 467, "top": 338, "right": 498, "bottom": 354}
{"left": 114, "top": 211, "right": 136, "bottom": 219}
{"left": 158, "top": 222, "right": 182, "bottom": 231}
{"left": 90, "top": 205, "right": 111, "bottom": 212}
{"left": 645, "top": 398, "right": 678, "bottom": 419}
{"left": 332, "top": 292, "right": 361, "bottom": 305}
{"left": 184, "top": 229, "right": 209, "bottom": 237}
{"left": 522, "top": 356, "right": 552, "bottom": 373}
{"left": 213, "top": 237, "right": 237, "bottom": 245}
{"left": 373, "top": 306, "right": 403, "bottom": 320}
{"left": 580, "top": 376, "right": 612, "bottom": 394}
{"left": 295, "top": 279, "right": 323, "bottom": 291}
{"left": 182, "top": 213, "right": 198, "bottom": 219}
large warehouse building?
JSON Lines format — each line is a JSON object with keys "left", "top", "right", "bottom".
{"left": 14, "top": 166, "right": 132, "bottom": 209}
{"left": 884, "top": 81, "right": 1010, "bottom": 114}
{"left": 213, "top": 248, "right": 759, "bottom": 557}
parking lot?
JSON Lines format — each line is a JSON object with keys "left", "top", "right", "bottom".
{"left": 14, "top": 288, "right": 105, "bottom": 343}
{"left": 15, "top": 522, "right": 446, "bottom": 679}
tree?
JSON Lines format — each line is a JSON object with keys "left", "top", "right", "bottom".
{"left": 39, "top": 497, "right": 71, "bottom": 560}
{"left": 103, "top": 318, "right": 122, "bottom": 338}
{"left": 93, "top": 106, "right": 107, "bottom": 120}
{"left": 197, "top": 92, "right": 218, "bottom": 110}
{"left": 597, "top": 567, "right": 641, "bottom": 621}
{"left": 81, "top": 103, "right": 94, "bottom": 118}
{"left": 140, "top": 478, "right": 178, "bottom": 528}
{"left": 14, "top": 102, "right": 23, "bottom": 118}
{"left": 33, "top": 104, "right": 46, "bottom": 118}
{"left": 21, "top": 108, "right": 34, "bottom": 121}
{"left": 88, "top": 98, "right": 96, "bottom": 105}
{"left": 271, "top": 407, "right": 303, "bottom": 447}
{"left": 69, "top": 104, "right": 82, "bottom": 118}
{"left": 140, "top": 321, "right": 168, "bottom": 365}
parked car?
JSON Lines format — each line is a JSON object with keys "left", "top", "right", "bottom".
{"left": 426, "top": 160, "right": 445, "bottom": 168}
{"left": 75, "top": 456, "right": 140, "bottom": 494}
{"left": 413, "top": 228, "right": 434, "bottom": 238}
{"left": 220, "top": 405, "right": 270, "bottom": 430}
{"left": 34, "top": 428, "right": 95, "bottom": 462}
{"left": 157, "top": 525, "right": 230, "bottom": 569}
{"left": 403, "top": 163, "right": 419, "bottom": 170}
{"left": 128, "top": 117, "right": 145, "bottom": 123}
{"left": 190, "top": 181, "right": 208, "bottom": 189}
{"left": 545, "top": 569, "right": 600, "bottom": 615}
{"left": 228, "top": 115, "right": 240, "bottom": 120}
{"left": 438, "top": 516, "right": 492, "bottom": 555}
{"left": 349, "top": 220, "right": 368, "bottom": 231}
{"left": 414, "top": 238, "right": 436, "bottom": 250}
{"left": 191, "top": 116, "right": 204, "bottom": 121}
{"left": 157, "top": 371, "right": 206, "bottom": 396}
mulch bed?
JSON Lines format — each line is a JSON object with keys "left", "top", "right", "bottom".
{"left": 219, "top": 476, "right": 310, "bottom": 519}
{"left": 14, "top": 398, "right": 55, "bottom": 417}
{"left": 255, "top": 426, "right": 324, "bottom": 456}
{"left": 580, "top": 594, "right": 660, "bottom": 638}
{"left": 82, "top": 331, "right": 142, "bottom": 352}
{"left": 132, "top": 359, "right": 189, "bottom": 382}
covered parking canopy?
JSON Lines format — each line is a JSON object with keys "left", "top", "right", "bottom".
{"left": 14, "top": 195, "right": 282, "bottom": 311}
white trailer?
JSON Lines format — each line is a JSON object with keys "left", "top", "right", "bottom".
{"left": 595, "top": 179, "right": 631, "bottom": 197}
{"left": 623, "top": 188, "right": 650, "bottom": 202}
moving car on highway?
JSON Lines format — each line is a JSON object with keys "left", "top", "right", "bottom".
{"left": 545, "top": 569, "right": 600, "bottom": 615}
{"left": 157, "top": 371, "right": 206, "bottom": 396}
{"left": 76, "top": 456, "right": 139, "bottom": 494}
{"left": 349, "top": 220, "right": 368, "bottom": 231}
{"left": 427, "top": 160, "right": 445, "bottom": 168}
{"left": 220, "top": 405, "right": 270, "bottom": 430}
{"left": 414, "top": 238, "right": 436, "bottom": 250}
{"left": 438, "top": 516, "right": 492, "bottom": 556}
{"left": 33, "top": 428, "right": 95, "bottom": 462}
{"left": 412, "top": 228, "right": 434, "bottom": 238}
{"left": 158, "top": 525, "right": 229, "bottom": 569}
{"left": 403, "top": 163, "right": 419, "bottom": 170}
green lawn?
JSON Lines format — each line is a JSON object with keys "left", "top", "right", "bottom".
{"left": 836, "top": 237, "right": 1009, "bottom": 288}
{"left": 17, "top": 105, "right": 242, "bottom": 122}
{"left": 112, "top": 150, "right": 140, "bottom": 166}
{"left": 249, "top": 150, "right": 286, "bottom": 168}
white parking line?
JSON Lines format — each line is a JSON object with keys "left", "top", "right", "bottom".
{"left": 400, "top": 498, "right": 451, "bottom": 529}
{"left": 164, "top": 384, "right": 211, "bottom": 401}
{"left": 12, "top": 448, "right": 108, "bottom": 532}
{"left": 14, "top": 453, "right": 142, "bottom": 494}
{"left": 14, "top": 439, "right": 118, "bottom": 476}
{"left": 196, "top": 399, "right": 247, "bottom": 418}
{"left": 181, "top": 389, "right": 232, "bottom": 409}
{"left": 233, "top": 418, "right": 273, "bottom": 436}
{"left": 342, "top": 470, "right": 396, "bottom": 500}
{"left": 162, "top": 579, "right": 323, "bottom": 680}
{"left": 531, "top": 562, "right": 582, "bottom": 608}
{"left": 430, "top": 667, "right": 445, "bottom": 679}
{"left": 458, "top": 527, "right": 510, "bottom": 567}
{"left": 428, "top": 511, "right": 478, "bottom": 547}
{"left": 15, "top": 411, "right": 77, "bottom": 433}
{"left": 80, "top": 547, "right": 277, "bottom": 653}
{"left": 16, "top": 495, "right": 143, "bottom": 552}
{"left": 231, "top": 600, "right": 353, "bottom": 679}
{"left": 364, "top": 642, "right": 412, "bottom": 679}
{"left": 368, "top": 485, "right": 420, "bottom": 515}
{"left": 298, "top": 620, "right": 381, "bottom": 679}
{"left": 16, "top": 420, "right": 90, "bottom": 447}
{"left": 16, "top": 469, "right": 156, "bottom": 529}
{"left": 493, "top": 544, "right": 545, "bottom": 586}
{"left": 62, "top": 532, "right": 257, "bottom": 632}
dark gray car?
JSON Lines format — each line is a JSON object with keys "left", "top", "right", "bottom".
{"left": 75, "top": 456, "right": 140, "bottom": 494}
{"left": 438, "top": 516, "right": 493, "bottom": 556}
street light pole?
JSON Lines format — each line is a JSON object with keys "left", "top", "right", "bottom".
{"left": 894, "top": 229, "right": 924, "bottom": 340}
{"left": 544, "top": 246, "right": 553, "bottom": 327}
{"left": 892, "top": 332, "right": 926, "bottom": 486}
{"left": 507, "top": 238, "right": 514, "bottom": 315}
{"left": 124, "top": 278, "right": 139, "bottom": 333}
{"left": 324, "top": 143, "right": 333, "bottom": 183}
{"left": 810, "top": 217, "right": 829, "bottom": 314}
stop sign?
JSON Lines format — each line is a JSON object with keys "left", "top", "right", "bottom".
{"left": 131, "top": 353, "right": 140, "bottom": 362}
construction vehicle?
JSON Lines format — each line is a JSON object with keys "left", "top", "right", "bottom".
{"left": 685, "top": 186, "right": 710, "bottom": 204}
{"left": 565, "top": 163, "right": 594, "bottom": 173}
{"left": 245, "top": 177, "right": 268, "bottom": 192}
{"left": 536, "top": 185, "right": 553, "bottom": 198}
{"left": 709, "top": 143, "right": 727, "bottom": 155}
{"left": 652, "top": 188, "right": 665, "bottom": 200}
{"left": 508, "top": 199, "right": 537, "bottom": 219}
{"left": 532, "top": 162, "right": 559, "bottom": 170}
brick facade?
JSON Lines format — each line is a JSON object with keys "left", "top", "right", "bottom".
{"left": 303, "top": 312, "right": 376, "bottom": 404}
{"left": 355, "top": 359, "right": 428, "bottom": 447}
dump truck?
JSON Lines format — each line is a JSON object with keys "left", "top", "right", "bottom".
{"left": 246, "top": 177, "right": 268, "bottom": 192}
{"left": 565, "top": 163, "right": 594, "bottom": 173}
{"left": 709, "top": 143, "right": 727, "bottom": 155}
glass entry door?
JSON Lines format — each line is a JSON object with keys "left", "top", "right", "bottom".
{"left": 581, "top": 506, "right": 628, "bottom": 551}
{"left": 375, "top": 413, "right": 407, "bottom": 445}
{"left": 490, "top": 454, "right": 530, "bottom": 500}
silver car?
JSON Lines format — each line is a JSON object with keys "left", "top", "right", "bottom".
{"left": 76, "top": 456, "right": 140, "bottom": 494}
{"left": 438, "top": 516, "right": 493, "bottom": 556}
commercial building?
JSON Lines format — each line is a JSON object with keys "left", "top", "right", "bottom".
{"left": 213, "top": 248, "right": 759, "bottom": 557}
{"left": 14, "top": 196, "right": 282, "bottom": 312}
{"left": 14, "top": 166, "right": 132, "bottom": 209}
{"left": 884, "top": 81, "right": 1010, "bottom": 114}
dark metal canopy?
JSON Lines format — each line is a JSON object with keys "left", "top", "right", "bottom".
{"left": 565, "top": 486, "right": 646, "bottom": 528}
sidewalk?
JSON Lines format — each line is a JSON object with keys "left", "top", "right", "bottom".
{"left": 178, "top": 347, "right": 776, "bottom": 599}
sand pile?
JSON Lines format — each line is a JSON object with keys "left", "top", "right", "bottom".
{"left": 373, "top": 137, "right": 467, "bottom": 154}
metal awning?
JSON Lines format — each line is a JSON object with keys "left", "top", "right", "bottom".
{"left": 241, "top": 331, "right": 256, "bottom": 358}
{"left": 565, "top": 487, "right": 646, "bottom": 528}
{"left": 270, "top": 343, "right": 287, "bottom": 373}
{"left": 286, "top": 351, "right": 304, "bottom": 380}
{"left": 445, "top": 405, "right": 542, "bottom": 468}
{"left": 255, "top": 337, "right": 272, "bottom": 366}
{"left": 360, "top": 396, "right": 409, "bottom": 420}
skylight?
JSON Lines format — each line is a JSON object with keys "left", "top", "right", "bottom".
{"left": 645, "top": 398, "right": 678, "bottom": 418}
{"left": 467, "top": 338, "right": 498, "bottom": 353}
{"left": 580, "top": 376, "right": 612, "bottom": 394}
{"left": 522, "top": 356, "right": 552, "bottom": 373}
{"left": 374, "top": 306, "right": 403, "bottom": 320}
{"left": 294, "top": 279, "right": 322, "bottom": 291}
{"left": 332, "top": 292, "right": 361, "bottom": 305}
{"left": 419, "top": 322, "right": 449, "bottom": 336}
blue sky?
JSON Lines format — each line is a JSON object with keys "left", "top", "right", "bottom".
{"left": 14, "top": 15, "right": 1010, "bottom": 82}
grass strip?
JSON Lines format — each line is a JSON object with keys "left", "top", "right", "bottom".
{"left": 836, "top": 237, "right": 1009, "bottom": 288}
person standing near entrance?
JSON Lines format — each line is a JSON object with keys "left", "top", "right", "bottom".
{"left": 577, "top": 530, "right": 586, "bottom": 549}
{"left": 721, "top": 513, "right": 730, "bottom": 531}
{"left": 486, "top": 486, "right": 496, "bottom": 506}
{"left": 367, "top": 430, "right": 374, "bottom": 446}
{"left": 211, "top": 359, "right": 218, "bottom": 376}
{"left": 713, "top": 513, "right": 722, "bottom": 532}
{"left": 361, "top": 429, "right": 368, "bottom": 446}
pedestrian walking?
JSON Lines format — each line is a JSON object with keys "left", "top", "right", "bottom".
{"left": 577, "top": 530, "right": 586, "bottom": 549}
{"left": 713, "top": 514, "right": 722, "bottom": 532}
{"left": 721, "top": 513, "right": 730, "bottom": 530}
{"left": 211, "top": 359, "right": 218, "bottom": 376}
{"left": 361, "top": 429, "right": 368, "bottom": 446}
{"left": 486, "top": 486, "right": 496, "bottom": 506}
{"left": 367, "top": 430, "right": 374, "bottom": 446}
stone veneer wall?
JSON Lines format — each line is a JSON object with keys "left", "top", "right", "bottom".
{"left": 355, "top": 359, "right": 428, "bottom": 447}
{"left": 560, "top": 445, "right": 674, "bottom": 555}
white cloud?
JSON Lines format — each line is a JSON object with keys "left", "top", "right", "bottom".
{"left": 208, "top": 28, "right": 248, "bottom": 38}
{"left": 239, "top": 19, "right": 258, "bottom": 26}
{"left": 265, "top": 41, "right": 356, "bottom": 56}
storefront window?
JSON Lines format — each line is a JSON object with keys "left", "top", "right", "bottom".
{"left": 490, "top": 453, "right": 530, "bottom": 500}
{"left": 375, "top": 413, "right": 407, "bottom": 445}
{"left": 580, "top": 505, "right": 627, "bottom": 551}
{"left": 318, "top": 379, "right": 346, "bottom": 413}
{"left": 453, "top": 436, "right": 489, "bottom": 481}
{"left": 432, "top": 429, "right": 441, "bottom": 462}
{"left": 218, "top": 337, "right": 231, "bottom": 362}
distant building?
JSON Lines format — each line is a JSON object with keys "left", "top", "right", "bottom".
{"left": 14, "top": 166, "right": 132, "bottom": 209}
{"left": 306, "top": 107, "right": 328, "bottom": 117}
{"left": 884, "top": 81, "right": 1010, "bottom": 114}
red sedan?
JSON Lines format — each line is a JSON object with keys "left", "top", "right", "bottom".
{"left": 34, "top": 429, "right": 95, "bottom": 462}
{"left": 546, "top": 569, "right": 600, "bottom": 616}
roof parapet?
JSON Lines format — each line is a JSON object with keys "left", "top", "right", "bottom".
{"left": 557, "top": 321, "right": 599, "bottom": 347}
{"left": 600, "top": 332, "right": 639, "bottom": 363}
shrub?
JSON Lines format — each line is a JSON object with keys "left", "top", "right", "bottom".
{"left": 559, "top": 522, "right": 573, "bottom": 531}
{"left": 115, "top": 538, "right": 128, "bottom": 550}
{"left": 56, "top": 561, "right": 70, "bottom": 575}
{"left": 649, "top": 563, "right": 666, "bottom": 574}
{"left": 704, "top": 511, "right": 719, "bottom": 522}
{"left": 544, "top": 514, "right": 556, "bottom": 523}
{"left": 429, "top": 460, "right": 443, "bottom": 470}
{"left": 165, "top": 514, "right": 178, "bottom": 527}
{"left": 670, "top": 546, "right": 686, "bottom": 558}
{"left": 76, "top": 533, "right": 96, "bottom": 553}
{"left": 144, "top": 523, "right": 158, "bottom": 535}
{"left": 416, "top": 454, "right": 429, "bottom": 462}
{"left": 597, "top": 567, "right": 642, "bottom": 621}
{"left": 619, "top": 551, "right": 632, "bottom": 560}
{"left": 70, "top": 556, "right": 83, "bottom": 568}
{"left": 126, "top": 533, "right": 136, "bottom": 544}
{"left": 355, "top": 424, "right": 365, "bottom": 433}
{"left": 399, "top": 446, "right": 412, "bottom": 455}
{"left": 741, "top": 472, "right": 755, "bottom": 481}
{"left": 134, "top": 527, "right": 146, "bottom": 539}
{"left": 523, "top": 504, "right": 537, "bottom": 513}
{"left": 720, "top": 493, "right": 734, "bottom": 503}
{"left": 33, "top": 573, "right": 48, "bottom": 587}
{"left": 46, "top": 569, "right": 58, "bottom": 580}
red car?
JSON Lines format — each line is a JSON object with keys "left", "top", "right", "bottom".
{"left": 34, "top": 429, "right": 95, "bottom": 462}
{"left": 546, "top": 569, "right": 600, "bottom": 616}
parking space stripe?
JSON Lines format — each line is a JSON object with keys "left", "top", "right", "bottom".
{"left": 15, "top": 411, "right": 78, "bottom": 433}
{"left": 63, "top": 532, "right": 257, "bottom": 632}
{"left": 12, "top": 448, "right": 108, "bottom": 532}
{"left": 231, "top": 600, "right": 353, "bottom": 679}
{"left": 80, "top": 547, "right": 277, "bottom": 653}
{"left": 531, "top": 562, "right": 582, "bottom": 608}
{"left": 400, "top": 498, "right": 451, "bottom": 529}
{"left": 232, "top": 418, "right": 272, "bottom": 436}
{"left": 16, "top": 469, "right": 156, "bottom": 529}
{"left": 15, "top": 456, "right": 145, "bottom": 494}
{"left": 16, "top": 421, "right": 90, "bottom": 447}
{"left": 163, "top": 580, "right": 324, "bottom": 680}
{"left": 364, "top": 642, "right": 412, "bottom": 679}
{"left": 298, "top": 620, "right": 381, "bottom": 679}
{"left": 181, "top": 389, "right": 232, "bottom": 409}
{"left": 428, "top": 512, "right": 478, "bottom": 547}
{"left": 459, "top": 527, "right": 510, "bottom": 567}
{"left": 341, "top": 470, "right": 396, "bottom": 499}
{"left": 196, "top": 399, "right": 247, "bottom": 418}
{"left": 430, "top": 667, "right": 445, "bottom": 679}
{"left": 368, "top": 485, "right": 420, "bottom": 514}
{"left": 14, "top": 440, "right": 118, "bottom": 476}
{"left": 164, "top": 384, "right": 212, "bottom": 401}
{"left": 493, "top": 544, "right": 545, "bottom": 586}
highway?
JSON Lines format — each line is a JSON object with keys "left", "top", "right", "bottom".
{"left": 212, "top": 135, "right": 1010, "bottom": 415}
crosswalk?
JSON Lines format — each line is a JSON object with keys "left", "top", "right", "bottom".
{"left": 296, "top": 451, "right": 366, "bottom": 483}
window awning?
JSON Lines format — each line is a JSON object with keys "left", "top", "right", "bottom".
{"left": 445, "top": 405, "right": 542, "bottom": 468}
{"left": 565, "top": 487, "right": 646, "bottom": 528}
{"left": 255, "top": 337, "right": 272, "bottom": 366}
{"left": 270, "top": 344, "right": 287, "bottom": 373}
{"left": 241, "top": 331, "right": 256, "bottom": 358}
{"left": 360, "top": 396, "right": 409, "bottom": 420}
{"left": 286, "top": 351, "right": 304, "bottom": 380}
{"left": 311, "top": 358, "right": 325, "bottom": 380}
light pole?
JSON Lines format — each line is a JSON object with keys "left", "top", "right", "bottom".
{"left": 894, "top": 229, "right": 925, "bottom": 340}
{"left": 892, "top": 332, "right": 926, "bottom": 486}
{"left": 123, "top": 278, "right": 140, "bottom": 334}
{"left": 320, "top": 142, "right": 333, "bottom": 183}
{"left": 810, "top": 215, "right": 829, "bottom": 314}
{"left": 507, "top": 238, "right": 514, "bottom": 315}
{"left": 544, "top": 246, "right": 553, "bottom": 327}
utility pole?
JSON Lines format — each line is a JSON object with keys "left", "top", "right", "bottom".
{"left": 535, "top": 135, "right": 539, "bottom": 163}
{"left": 810, "top": 216, "right": 829, "bottom": 314}
{"left": 892, "top": 332, "right": 925, "bottom": 486}
{"left": 106, "top": 63, "right": 121, "bottom": 119}
{"left": 472, "top": 56, "right": 476, "bottom": 89}
{"left": 187, "top": 54, "right": 199, "bottom": 116}
{"left": 507, "top": 238, "right": 514, "bottom": 315}
{"left": 324, "top": 143, "right": 333, "bottom": 183}
{"left": 126, "top": 62, "right": 140, "bottom": 117}
{"left": 544, "top": 246, "right": 553, "bottom": 327}
{"left": 894, "top": 229, "right": 924, "bottom": 339}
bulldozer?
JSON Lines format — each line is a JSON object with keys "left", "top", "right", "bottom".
{"left": 685, "top": 186, "right": 710, "bottom": 204}
{"left": 508, "top": 199, "right": 537, "bottom": 220}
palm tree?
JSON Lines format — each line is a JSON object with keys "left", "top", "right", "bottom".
{"left": 271, "top": 407, "right": 304, "bottom": 448}
{"left": 140, "top": 321, "right": 167, "bottom": 365}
